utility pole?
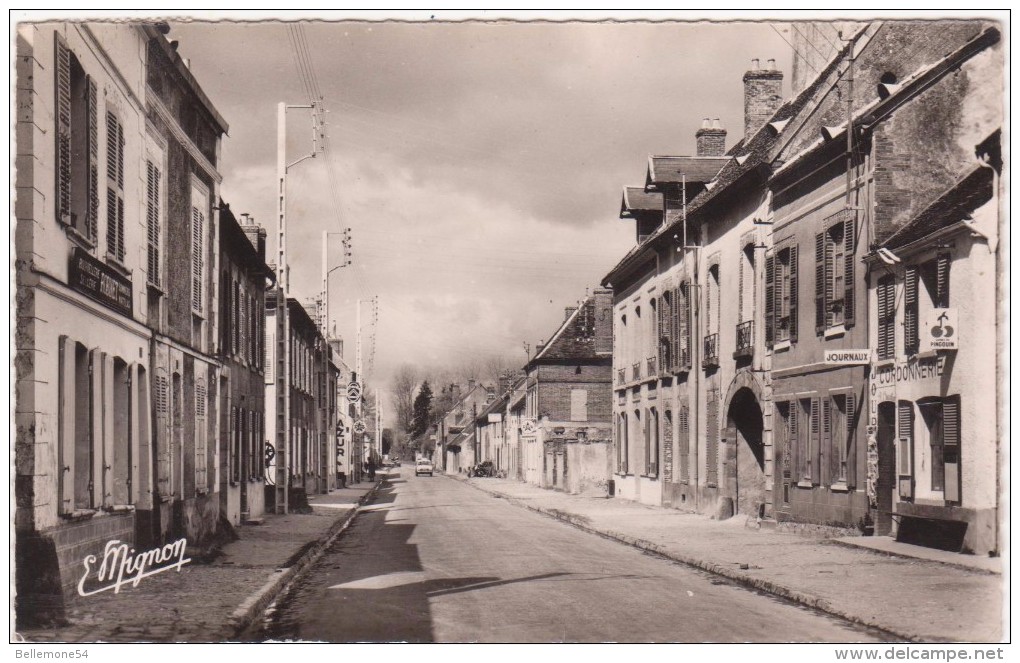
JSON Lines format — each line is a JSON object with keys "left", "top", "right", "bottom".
{"left": 273, "top": 100, "right": 318, "bottom": 514}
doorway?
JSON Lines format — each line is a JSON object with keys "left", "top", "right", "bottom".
{"left": 876, "top": 402, "right": 897, "bottom": 536}
{"left": 726, "top": 387, "right": 766, "bottom": 518}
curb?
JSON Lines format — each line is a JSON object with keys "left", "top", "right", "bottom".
{"left": 454, "top": 476, "right": 921, "bottom": 643}
{"left": 826, "top": 538, "right": 1002, "bottom": 576}
{"left": 225, "top": 481, "right": 383, "bottom": 640}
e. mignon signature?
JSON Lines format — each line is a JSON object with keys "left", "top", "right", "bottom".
{"left": 77, "top": 538, "right": 191, "bottom": 597}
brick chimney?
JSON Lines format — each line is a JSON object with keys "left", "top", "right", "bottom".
{"left": 743, "top": 58, "right": 784, "bottom": 141}
{"left": 239, "top": 213, "right": 267, "bottom": 261}
{"left": 696, "top": 118, "right": 727, "bottom": 156}
{"left": 593, "top": 287, "right": 614, "bottom": 355}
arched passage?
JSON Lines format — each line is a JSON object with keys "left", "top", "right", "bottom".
{"left": 722, "top": 371, "right": 767, "bottom": 519}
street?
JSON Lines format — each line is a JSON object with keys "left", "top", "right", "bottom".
{"left": 260, "top": 470, "right": 886, "bottom": 643}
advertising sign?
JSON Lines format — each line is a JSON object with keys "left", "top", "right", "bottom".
{"left": 823, "top": 349, "right": 871, "bottom": 365}
{"left": 68, "top": 247, "right": 133, "bottom": 316}
{"left": 922, "top": 308, "right": 958, "bottom": 351}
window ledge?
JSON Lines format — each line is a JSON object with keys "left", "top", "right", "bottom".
{"left": 60, "top": 509, "right": 97, "bottom": 522}
{"left": 147, "top": 281, "right": 165, "bottom": 296}
{"left": 796, "top": 480, "right": 815, "bottom": 489}
{"left": 64, "top": 225, "right": 97, "bottom": 250}
{"left": 103, "top": 504, "right": 135, "bottom": 514}
{"left": 773, "top": 339, "right": 792, "bottom": 352}
{"left": 829, "top": 482, "right": 850, "bottom": 493}
{"left": 875, "top": 358, "right": 895, "bottom": 369}
{"left": 104, "top": 254, "right": 132, "bottom": 278}
{"left": 916, "top": 350, "right": 939, "bottom": 360}
{"left": 824, "top": 324, "right": 846, "bottom": 339}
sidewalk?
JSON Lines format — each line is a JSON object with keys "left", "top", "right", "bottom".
{"left": 457, "top": 476, "right": 1005, "bottom": 643}
{"left": 17, "top": 481, "right": 379, "bottom": 643}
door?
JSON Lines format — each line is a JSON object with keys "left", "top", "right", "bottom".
{"left": 876, "top": 402, "right": 897, "bottom": 536}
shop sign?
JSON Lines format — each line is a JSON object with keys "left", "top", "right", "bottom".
{"left": 922, "top": 308, "right": 958, "bottom": 351}
{"left": 521, "top": 418, "right": 537, "bottom": 436}
{"left": 824, "top": 349, "right": 872, "bottom": 365}
{"left": 68, "top": 248, "right": 132, "bottom": 316}
{"left": 488, "top": 413, "right": 502, "bottom": 423}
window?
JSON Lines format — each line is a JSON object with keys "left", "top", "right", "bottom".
{"left": 776, "top": 401, "right": 793, "bottom": 484}
{"left": 570, "top": 388, "right": 588, "bottom": 422}
{"left": 617, "top": 412, "right": 628, "bottom": 474}
{"left": 677, "top": 404, "right": 690, "bottom": 483}
{"left": 815, "top": 210, "right": 856, "bottom": 334}
{"left": 105, "top": 112, "right": 126, "bottom": 262}
{"left": 663, "top": 409, "right": 674, "bottom": 483}
{"left": 798, "top": 398, "right": 815, "bottom": 483}
{"left": 646, "top": 407, "right": 659, "bottom": 477}
{"left": 231, "top": 406, "right": 241, "bottom": 484}
{"left": 828, "top": 393, "right": 856, "bottom": 486}
{"left": 54, "top": 35, "right": 99, "bottom": 243}
{"left": 195, "top": 377, "right": 208, "bottom": 492}
{"left": 738, "top": 243, "right": 755, "bottom": 324}
{"left": 706, "top": 390, "right": 719, "bottom": 486}
{"left": 907, "top": 253, "right": 951, "bottom": 355}
{"left": 918, "top": 396, "right": 961, "bottom": 500}
{"left": 897, "top": 400, "right": 915, "bottom": 499}
{"left": 766, "top": 245, "right": 799, "bottom": 346}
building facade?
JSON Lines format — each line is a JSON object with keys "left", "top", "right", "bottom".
{"left": 218, "top": 209, "right": 273, "bottom": 526}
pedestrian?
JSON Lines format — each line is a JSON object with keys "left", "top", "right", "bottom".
{"left": 367, "top": 457, "right": 376, "bottom": 481}
{"left": 338, "top": 471, "right": 347, "bottom": 490}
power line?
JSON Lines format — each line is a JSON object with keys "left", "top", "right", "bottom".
{"left": 770, "top": 23, "right": 819, "bottom": 77}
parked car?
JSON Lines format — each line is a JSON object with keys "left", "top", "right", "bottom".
{"left": 415, "top": 458, "right": 434, "bottom": 477}
{"left": 472, "top": 461, "right": 495, "bottom": 477}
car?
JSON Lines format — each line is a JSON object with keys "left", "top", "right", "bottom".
{"left": 415, "top": 458, "right": 434, "bottom": 477}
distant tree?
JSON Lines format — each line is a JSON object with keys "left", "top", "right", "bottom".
{"left": 412, "top": 381, "right": 434, "bottom": 439}
{"left": 381, "top": 428, "right": 394, "bottom": 455}
{"left": 391, "top": 364, "right": 418, "bottom": 435}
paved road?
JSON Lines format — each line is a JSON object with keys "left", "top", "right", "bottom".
{"left": 260, "top": 469, "right": 886, "bottom": 643}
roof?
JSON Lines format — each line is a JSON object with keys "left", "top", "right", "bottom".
{"left": 526, "top": 294, "right": 610, "bottom": 368}
{"left": 645, "top": 156, "right": 730, "bottom": 189}
{"left": 219, "top": 202, "right": 275, "bottom": 282}
{"left": 881, "top": 164, "right": 994, "bottom": 251}
{"left": 620, "top": 187, "right": 663, "bottom": 218}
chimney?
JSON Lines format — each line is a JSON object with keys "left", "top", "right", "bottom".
{"left": 593, "top": 287, "right": 614, "bottom": 355}
{"left": 468, "top": 378, "right": 476, "bottom": 391}
{"left": 239, "top": 214, "right": 268, "bottom": 261}
{"left": 498, "top": 371, "right": 512, "bottom": 396}
{"left": 695, "top": 117, "right": 727, "bottom": 157}
{"left": 743, "top": 58, "right": 784, "bottom": 141}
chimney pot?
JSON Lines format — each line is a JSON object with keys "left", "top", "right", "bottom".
{"left": 712, "top": 118, "right": 722, "bottom": 129}
{"left": 767, "top": 58, "right": 776, "bottom": 69}
{"left": 752, "top": 58, "right": 760, "bottom": 70}
{"left": 701, "top": 117, "right": 711, "bottom": 129}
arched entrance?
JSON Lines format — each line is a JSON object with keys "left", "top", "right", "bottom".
{"left": 721, "top": 370, "right": 768, "bottom": 519}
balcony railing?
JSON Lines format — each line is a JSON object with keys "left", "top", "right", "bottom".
{"left": 631, "top": 362, "right": 641, "bottom": 382}
{"left": 734, "top": 320, "right": 754, "bottom": 359}
{"left": 647, "top": 356, "right": 657, "bottom": 377}
{"left": 617, "top": 367, "right": 626, "bottom": 385}
{"left": 703, "top": 333, "right": 719, "bottom": 368}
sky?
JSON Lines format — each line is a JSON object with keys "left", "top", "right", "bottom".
{"left": 162, "top": 16, "right": 795, "bottom": 421}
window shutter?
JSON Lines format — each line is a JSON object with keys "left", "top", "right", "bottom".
{"left": 195, "top": 379, "right": 207, "bottom": 490}
{"left": 789, "top": 246, "right": 799, "bottom": 343}
{"left": 943, "top": 396, "right": 960, "bottom": 502}
{"left": 765, "top": 254, "right": 775, "bottom": 348}
{"left": 845, "top": 394, "right": 857, "bottom": 488}
{"left": 878, "top": 277, "right": 894, "bottom": 359}
{"left": 707, "top": 392, "right": 719, "bottom": 485}
{"left": 738, "top": 249, "right": 745, "bottom": 320}
{"left": 815, "top": 233, "right": 826, "bottom": 334}
{"left": 644, "top": 411, "right": 651, "bottom": 476}
{"left": 788, "top": 401, "right": 798, "bottom": 481}
{"left": 658, "top": 290, "right": 670, "bottom": 372}
{"left": 904, "top": 266, "right": 919, "bottom": 355}
{"left": 679, "top": 285, "right": 690, "bottom": 369}
{"left": 936, "top": 253, "right": 951, "bottom": 308}
{"left": 670, "top": 286, "right": 680, "bottom": 372}
{"left": 106, "top": 113, "right": 119, "bottom": 183}
{"left": 824, "top": 233, "right": 835, "bottom": 327}
{"left": 146, "top": 161, "right": 160, "bottom": 286}
{"left": 54, "top": 35, "right": 73, "bottom": 226}
{"left": 897, "top": 401, "right": 914, "bottom": 498}
{"left": 156, "top": 373, "right": 170, "bottom": 496}
{"left": 844, "top": 213, "right": 856, "bottom": 328}
{"left": 86, "top": 77, "right": 99, "bottom": 240}
{"left": 810, "top": 397, "right": 820, "bottom": 483}
{"left": 241, "top": 292, "right": 248, "bottom": 364}
{"left": 824, "top": 397, "right": 836, "bottom": 485}
{"left": 192, "top": 207, "right": 204, "bottom": 312}
{"left": 679, "top": 404, "right": 689, "bottom": 483}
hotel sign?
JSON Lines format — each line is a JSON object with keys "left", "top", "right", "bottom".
{"left": 69, "top": 248, "right": 132, "bottom": 317}
{"left": 824, "top": 349, "right": 871, "bottom": 365}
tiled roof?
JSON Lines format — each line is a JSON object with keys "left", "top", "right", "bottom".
{"left": 645, "top": 156, "right": 730, "bottom": 189}
{"left": 528, "top": 296, "right": 605, "bottom": 365}
{"left": 882, "top": 165, "right": 994, "bottom": 251}
{"left": 620, "top": 187, "right": 663, "bottom": 217}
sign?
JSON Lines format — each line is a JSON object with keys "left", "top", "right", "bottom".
{"left": 824, "top": 349, "right": 871, "bottom": 365}
{"left": 487, "top": 413, "right": 503, "bottom": 423}
{"left": 922, "top": 308, "right": 958, "bottom": 351}
{"left": 78, "top": 538, "right": 190, "bottom": 597}
{"left": 68, "top": 247, "right": 132, "bottom": 316}
{"left": 874, "top": 355, "right": 946, "bottom": 387}
{"left": 521, "top": 418, "right": 537, "bottom": 435}
{"left": 346, "top": 381, "right": 363, "bottom": 404}
{"left": 354, "top": 420, "right": 366, "bottom": 434}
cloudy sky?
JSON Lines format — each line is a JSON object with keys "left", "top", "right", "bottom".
{"left": 164, "top": 16, "right": 795, "bottom": 416}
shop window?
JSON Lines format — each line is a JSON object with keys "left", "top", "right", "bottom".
{"left": 898, "top": 400, "right": 915, "bottom": 499}
{"left": 918, "top": 395, "right": 961, "bottom": 501}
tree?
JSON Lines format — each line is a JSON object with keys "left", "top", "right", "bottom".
{"left": 381, "top": 428, "right": 394, "bottom": 455}
{"left": 412, "top": 380, "right": 434, "bottom": 439}
{"left": 391, "top": 364, "right": 418, "bottom": 435}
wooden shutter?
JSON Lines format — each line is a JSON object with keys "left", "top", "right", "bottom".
{"left": 671, "top": 286, "right": 682, "bottom": 372}
{"left": 809, "top": 397, "right": 820, "bottom": 483}
{"left": 943, "top": 396, "right": 960, "bottom": 502}
{"left": 877, "top": 276, "right": 894, "bottom": 359}
{"left": 815, "top": 233, "right": 826, "bottom": 334}
{"left": 707, "top": 392, "right": 719, "bottom": 485}
{"left": 55, "top": 34, "right": 73, "bottom": 225}
{"left": 58, "top": 337, "right": 76, "bottom": 513}
{"left": 678, "top": 284, "right": 689, "bottom": 369}
{"left": 844, "top": 213, "right": 856, "bottom": 328}
{"left": 241, "top": 291, "right": 248, "bottom": 364}
{"left": 824, "top": 397, "right": 837, "bottom": 485}
{"left": 100, "top": 352, "right": 114, "bottom": 507}
{"left": 155, "top": 372, "right": 170, "bottom": 496}
{"left": 898, "top": 401, "right": 914, "bottom": 498}
{"left": 845, "top": 394, "right": 857, "bottom": 488}
{"left": 658, "top": 290, "right": 670, "bottom": 372}
{"left": 765, "top": 254, "right": 775, "bottom": 348}
{"left": 192, "top": 207, "right": 204, "bottom": 312}
{"left": 679, "top": 404, "right": 689, "bottom": 483}
{"left": 904, "top": 266, "right": 919, "bottom": 355}
{"left": 936, "top": 253, "right": 951, "bottom": 308}
{"left": 195, "top": 378, "right": 207, "bottom": 490}
{"left": 146, "top": 161, "right": 160, "bottom": 286}
{"left": 789, "top": 246, "right": 799, "bottom": 343}
{"left": 824, "top": 232, "right": 835, "bottom": 327}
{"left": 86, "top": 78, "right": 99, "bottom": 240}
{"left": 788, "top": 401, "right": 798, "bottom": 480}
